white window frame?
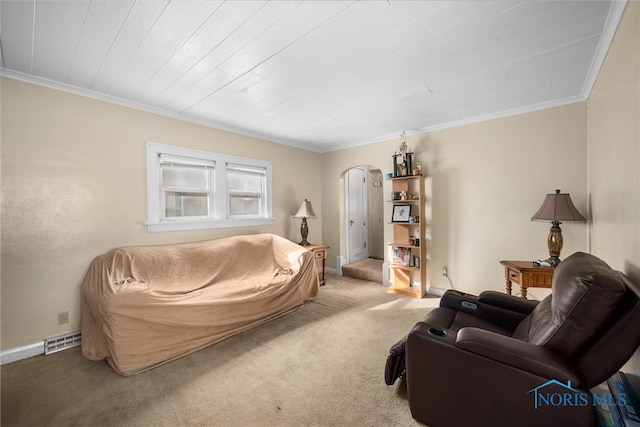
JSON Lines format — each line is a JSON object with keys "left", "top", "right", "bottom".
{"left": 146, "top": 142, "right": 273, "bottom": 232}
{"left": 226, "top": 163, "right": 268, "bottom": 219}
{"left": 159, "top": 153, "right": 215, "bottom": 220}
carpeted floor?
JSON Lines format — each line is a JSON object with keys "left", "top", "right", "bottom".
{"left": 342, "top": 257, "right": 384, "bottom": 283}
{"left": 1, "top": 275, "right": 439, "bottom": 427}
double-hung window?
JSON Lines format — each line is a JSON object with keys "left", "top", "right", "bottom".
{"left": 226, "top": 164, "right": 267, "bottom": 219}
{"left": 160, "top": 154, "right": 214, "bottom": 219}
{"left": 146, "top": 142, "right": 273, "bottom": 232}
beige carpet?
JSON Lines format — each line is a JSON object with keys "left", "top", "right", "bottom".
{"left": 342, "top": 258, "right": 384, "bottom": 283}
{"left": 1, "top": 275, "right": 439, "bottom": 427}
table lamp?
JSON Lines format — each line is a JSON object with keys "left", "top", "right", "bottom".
{"left": 294, "top": 199, "right": 317, "bottom": 246}
{"left": 531, "top": 189, "right": 586, "bottom": 267}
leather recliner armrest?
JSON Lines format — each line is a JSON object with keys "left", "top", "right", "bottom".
{"left": 439, "top": 290, "right": 533, "bottom": 332}
{"left": 455, "top": 327, "right": 581, "bottom": 384}
{"left": 440, "top": 289, "right": 479, "bottom": 309}
{"left": 478, "top": 290, "right": 539, "bottom": 314}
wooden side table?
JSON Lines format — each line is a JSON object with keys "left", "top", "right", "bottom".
{"left": 303, "top": 244, "right": 329, "bottom": 286}
{"left": 500, "top": 260, "right": 555, "bottom": 298}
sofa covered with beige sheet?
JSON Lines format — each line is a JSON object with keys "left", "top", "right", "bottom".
{"left": 81, "top": 233, "right": 319, "bottom": 375}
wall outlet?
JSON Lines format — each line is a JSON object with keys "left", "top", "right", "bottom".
{"left": 57, "top": 311, "right": 69, "bottom": 325}
{"left": 442, "top": 266, "right": 448, "bottom": 277}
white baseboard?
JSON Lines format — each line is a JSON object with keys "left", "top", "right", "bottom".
{"left": 0, "top": 341, "right": 44, "bottom": 365}
{"left": 336, "top": 256, "right": 347, "bottom": 276}
{"left": 427, "top": 286, "right": 447, "bottom": 297}
{"left": 382, "top": 262, "right": 390, "bottom": 286}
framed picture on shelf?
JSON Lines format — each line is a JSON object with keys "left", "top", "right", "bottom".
{"left": 392, "top": 204, "right": 411, "bottom": 222}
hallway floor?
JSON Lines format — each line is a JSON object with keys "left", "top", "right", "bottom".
{"left": 342, "top": 257, "right": 383, "bottom": 283}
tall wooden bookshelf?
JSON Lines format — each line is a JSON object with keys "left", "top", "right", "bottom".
{"left": 388, "top": 175, "right": 426, "bottom": 298}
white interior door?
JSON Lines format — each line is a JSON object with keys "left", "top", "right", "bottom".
{"left": 346, "top": 167, "right": 368, "bottom": 263}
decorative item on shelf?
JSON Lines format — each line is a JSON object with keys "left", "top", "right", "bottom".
{"left": 413, "top": 255, "right": 420, "bottom": 268}
{"left": 294, "top": 199, "right": 317, "bottom": 246}
{"left": 413, "top": 161, "right": 422, "bottom": 176}
{"left": 392, "top": 204, "right": 411, "bottom": 222}
{"left": 400, "top": 191, "right": 407, "bottom": 200}
{"left": 392, "top": 131, "right": 414, "bottom": 177}
{"left": 531, "top": 189, "right": 586, "bottom": 267}
{"left": 408, "top": 216, "right": 417, "bottom": 223}
{"left": 386, "top": 172, "right": 393, "bottom": 179}
{"left": 393, "top": 247, "right": 411, "bottom": 266}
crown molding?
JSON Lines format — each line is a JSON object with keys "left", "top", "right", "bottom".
{"left": 580, "top": 0, "right": 628, "bottom": 98}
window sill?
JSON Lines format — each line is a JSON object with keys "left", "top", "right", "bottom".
{"left": 145, "top": 217, "right": 274, "bottom": 232}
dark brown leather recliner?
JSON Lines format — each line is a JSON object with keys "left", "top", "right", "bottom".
{"left": 403, "top": 252, "right": 640, "bottom": 427}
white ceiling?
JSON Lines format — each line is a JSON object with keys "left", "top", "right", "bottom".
{"left": 0, "top": 1, "right": 626, "bottom": 152}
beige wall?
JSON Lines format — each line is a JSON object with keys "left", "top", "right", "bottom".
{"left": 587, "top": 1, "right": 640, "bottom": 374}
{"left": 322, "top": 103, "right": 588, "bottom": 297}
{"left": 0, "top": 78, "right": 322, "bottom": 350}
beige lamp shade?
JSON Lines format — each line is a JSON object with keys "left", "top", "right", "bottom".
{"left": 531, "top": 189, "right": 586, "bottom": 223}
{"left": 294, "top": 199, "right": 317, "bottom": 219}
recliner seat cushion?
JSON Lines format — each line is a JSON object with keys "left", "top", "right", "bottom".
{"left": 515, "top": 252, "right": 628, "bottom": 357}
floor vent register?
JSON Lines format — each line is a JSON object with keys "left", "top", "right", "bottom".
{"left": 44, "top": 331, "right": 82, "bottom": 355}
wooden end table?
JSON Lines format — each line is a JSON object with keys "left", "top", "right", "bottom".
{"left": 500, "top": 260, "right": 555, "bottom": 298}
{"left": 303, "top": 244, "right": 329, "bottom": 286}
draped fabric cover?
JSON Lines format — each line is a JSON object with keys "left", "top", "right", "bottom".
{"left": 81, "top": 233, "right": 319, "bottom": 375}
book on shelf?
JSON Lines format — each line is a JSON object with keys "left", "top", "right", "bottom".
{"left": 392, "top": 247, "right": 411, "bottom": 266}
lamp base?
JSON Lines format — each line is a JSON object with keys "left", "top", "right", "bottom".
{"left": 543, "top": 256, "right": 561, "bottom": 267}
{"left": 299, "top": 217, "right": 310, "bottom": 246}
{"left": 545, "top": 221, "right": 563, "bottom": 267}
